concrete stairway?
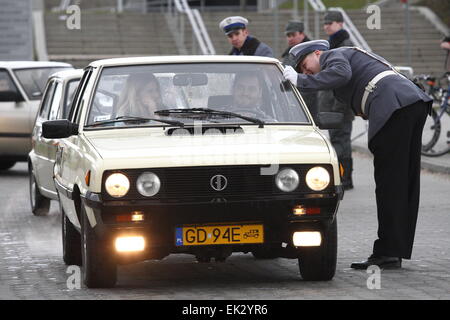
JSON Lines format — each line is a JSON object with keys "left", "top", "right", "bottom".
{"left": 43, "top": 1, "right": 448, "bottom": 75}
{"left": 45, "top": 11, "right": 178, "bottom": 68}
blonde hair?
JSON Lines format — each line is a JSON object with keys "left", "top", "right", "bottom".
{"left": 116, "top": 73, "right": 162, "bottom": 118}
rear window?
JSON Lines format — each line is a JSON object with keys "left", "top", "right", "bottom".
{"left": 14, "top": 67, "right": 72, "bottom": 100}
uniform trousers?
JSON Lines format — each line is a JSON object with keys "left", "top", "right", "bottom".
{"left": 329, "top": 120, "right": 353, "bottom": 160}
{"left": 368, "top": 100, "right": 428, "bottom": 259}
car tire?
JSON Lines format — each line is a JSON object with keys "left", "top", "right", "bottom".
{"left": 297, "top": 219, "right": 337, "bottom": 281}
{"left": 0, "top": 160, "right": 15, "bottom": 170}
{"left": 61, "top": 204, "right": 82, "bottom": 266}
{"left": 29, "top": 171, "right": 50, "bottom": 216}
{"left": 81, "top": 205, "right": 117, "bottom": 288}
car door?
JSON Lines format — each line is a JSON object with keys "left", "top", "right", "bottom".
{"left": 0, "top": 68, "right": 30, "bottom": 158}
{"left": 56, "top": 69, "right": 92, "bottom": 229}
{"left": 39, "top": 79, "right": 63, "bottom": 197}
{"left": 34, "top": 79, "right": 63, "bottom": 198}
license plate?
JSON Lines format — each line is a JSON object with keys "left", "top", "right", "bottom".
{"left": 175, "top": 224, "right": 264, "bottom": 246}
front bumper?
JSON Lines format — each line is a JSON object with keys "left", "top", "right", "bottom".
{"left": 81, "top": 186, "right": 343, "bottom": 259}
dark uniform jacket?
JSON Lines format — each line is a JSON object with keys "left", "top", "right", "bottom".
{"left": 296, "top": 47, "right": 432, "bottom": 141}
{"left": 230, "top": 36, "right": 274, "bottom": 58}
{"left": 281, "top": 36, "right": 311, "bottom": 65}
{"left": 319, "top": 29, "right": 354, "bottom": 122}
{"left": 281, "top": 36, "right": 319, "bottom": 122}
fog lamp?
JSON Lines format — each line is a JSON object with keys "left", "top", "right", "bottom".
{"left": 115, "top": 236, "right": 145, "bottom": 252}
{"left": 293, "top": 231, "right": 322, "bottom": 247}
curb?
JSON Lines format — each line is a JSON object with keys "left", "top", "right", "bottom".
{"left": 352, "top": 145, "right": 450, "bottom": 175}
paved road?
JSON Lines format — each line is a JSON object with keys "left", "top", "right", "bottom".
{"left": 0, "top": 154, "right": 449, "bottom": 300}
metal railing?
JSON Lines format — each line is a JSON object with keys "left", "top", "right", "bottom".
{"left": 166, "top": 0, "right": 215, "bottom": 55}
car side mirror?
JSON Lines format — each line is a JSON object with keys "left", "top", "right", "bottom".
{"left": 315, "top": 112, "right": 344, "bottom": 129}
{"left": 42, "top": 120, "right": 78, "bottom": 139}
{"left": 0, "top": 90, "right": 24, "bottom": 102}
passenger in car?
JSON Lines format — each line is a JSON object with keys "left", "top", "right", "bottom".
{"left": 116, "top": 73, "right": 163, "bottom": 118}
{"left": 231, "top": 72, "right": 273, "bottom": 120}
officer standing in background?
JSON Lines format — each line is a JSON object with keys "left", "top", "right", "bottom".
{"left": 281, "top": 20, "right": 312, "bottom": 65}
{"left": 219, "top": 16, "right": 274, "bottom": 58}
{"left": 281, "top": 20, "right": 318, "bottom": 122}
{"left": 283, "top": 40, "right": 432, "bottom": 270}
{"left": 320, "top": 11, "right": 355, "bottom": 190}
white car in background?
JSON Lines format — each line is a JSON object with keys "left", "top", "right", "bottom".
{"left": 0, "top": 61, "right": 73, "bottom": 171}
{"left": 28, "top": 69, "right": 83, "bottom": 216}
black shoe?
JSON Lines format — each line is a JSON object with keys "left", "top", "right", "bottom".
{"left": 350, "top": 255, "right": 402, "bottom": 270}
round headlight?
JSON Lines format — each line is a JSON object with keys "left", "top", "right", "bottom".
{"left": 136, "top": 172, "right": 161, "bottom": 197}
{"left": 276, "top": 168, "right": 299, "bottom": 192}
{"left": 306, "top": 166, "right": 330, "bottom": 191}
{"left": 105, "top": 173, "right": 130, "bottom": 198}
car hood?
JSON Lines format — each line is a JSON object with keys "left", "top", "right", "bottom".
{"left": 83, "top": 126, "right": 333, "bottom": 168}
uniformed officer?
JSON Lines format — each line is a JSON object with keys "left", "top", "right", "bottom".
{"left": 320, "top": 11, "right": 355, "bottom": 190}
{"left": 219, "top": 16, "right": 274, "bottom": 57}
{"left": 281, "top": 20, "right": 318, "bottom": 123}
{"left": 281, "top": 20, "right": 312, "bottom": 65}
{"left": 283, "top": 40, "right": 432, "bottom": 269}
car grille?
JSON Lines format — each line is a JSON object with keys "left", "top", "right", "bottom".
{"left": 101, "top": 164, "right": 335, "bottom": 201}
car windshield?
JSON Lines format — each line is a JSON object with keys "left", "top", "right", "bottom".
{"left": 85, "top": 63, "right": 309, "bottom": 128}
{"left": 14, "top": 67, "right": 71, "bottom": 100}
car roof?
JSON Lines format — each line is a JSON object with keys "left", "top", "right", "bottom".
{"left": 0, "top": 60, "right": 73, "bottom": 69}
{"left": 88, "top": 55, "right": 280, "bottom": 68}
{"left": 49, "top": 68, "right": 84, "bottom": 80}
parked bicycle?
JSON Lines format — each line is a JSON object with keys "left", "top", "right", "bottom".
{"left": 415, "top": 72, "right": 450, "bottom": 157}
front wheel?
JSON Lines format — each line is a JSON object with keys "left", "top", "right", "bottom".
{"left": 29, "top": 170, "right": 50, "bottom": 216}
{"left": 297, "top": 219, "right": 337, "bottom": 281}
{"left": 61, "top": 203, "right": 82, "bottom": 266}
{"left": 81, "top": 205, "right": 117, "bottom": 288}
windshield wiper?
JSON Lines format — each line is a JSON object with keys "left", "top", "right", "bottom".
{"left": 84, "top": 116, "right": 185, "bottom": 128}
{"left": 155, "top": 108, "right": 265, "bottom": 128}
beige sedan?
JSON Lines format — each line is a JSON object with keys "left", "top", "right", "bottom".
{"left": 0, "top": 61, "right": 72, "bottom": 171}
{"left": 28, "top": 69, "right": 82, "bottom": 216}
{"left": 42, "top": 56, "right": 343, "bottom": 288}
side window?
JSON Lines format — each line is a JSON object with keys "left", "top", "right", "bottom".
{"left": 61, "top": 79, "right": 80, "bottom": 119}
{"left": 38, "top": 81, "right": 56, "bottom": 119}
{"left": 69, "top": 69, "right": 92, "bottom": 123}
{"left": 48, "top": 81, "right": 63, "bottom": 120}
{"left": 0, "top": 70, "right": 19, "bottom": 93}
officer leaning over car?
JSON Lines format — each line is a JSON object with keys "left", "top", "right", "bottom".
{"left": 219, "top": 16, "right": 274, "bottom": 58}
{"left": 320, "top": 11, "right": 355, "bottom": 190}
{"left": 281, "top": 20, "right": 319, "bottom": 123}
{"left": 282, "top": 40, "right": 432, "bottom": 270}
